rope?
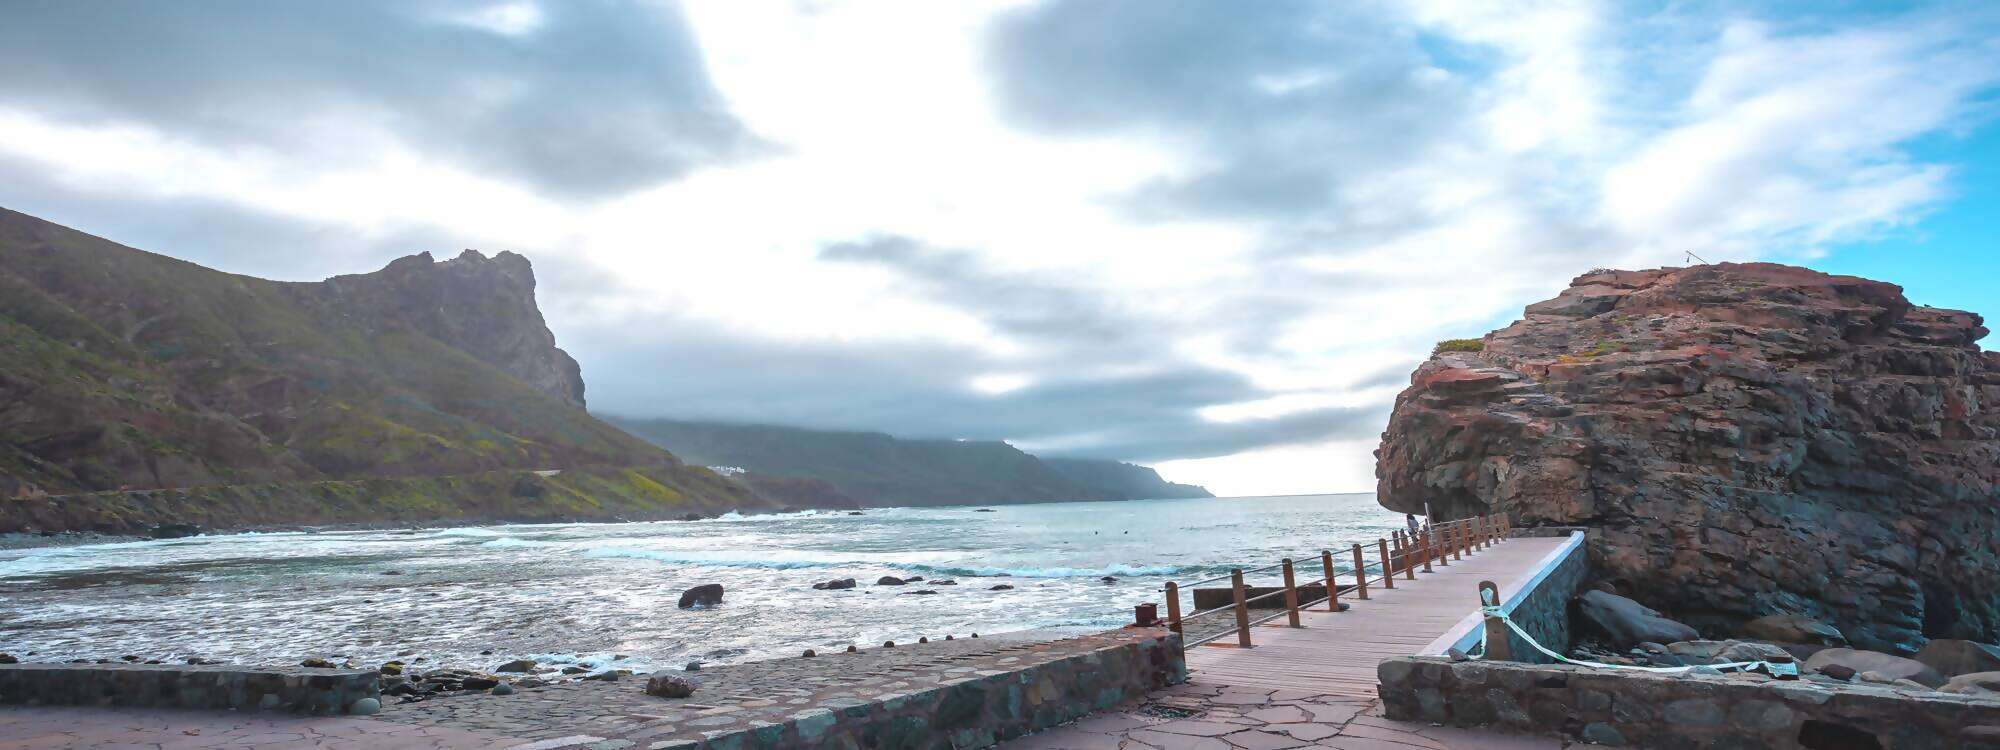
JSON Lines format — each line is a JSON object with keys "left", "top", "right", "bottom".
{"left": 1475, "top": 605, "right": 1799, "bottom": 678}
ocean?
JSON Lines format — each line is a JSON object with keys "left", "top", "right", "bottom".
{"left": 0, "top": 493, "right": 1400, "bottom": 674}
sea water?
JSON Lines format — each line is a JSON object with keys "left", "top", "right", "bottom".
{"left": 0, "top": 493, "right": 1400, "bottom": 673}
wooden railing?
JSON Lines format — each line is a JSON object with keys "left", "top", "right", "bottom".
{"left": 1159, "top": 513, "right": 1511, "bottom": 647}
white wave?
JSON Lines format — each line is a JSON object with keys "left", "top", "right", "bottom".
{"left": 581, "top": 546, "right": 836, "bottom": 569}
{"left": 431, "top": 527, "right": 505, "bottom": 538}
{"left": 479, "top": 537, "right": 553, "bottom": 548}
{"left": 910, "top": 562, "right": 1194, "bottom": 578}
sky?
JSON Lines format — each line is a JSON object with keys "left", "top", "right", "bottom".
{"left": 1, "top": 1, "right": 1995, "bottom": 496}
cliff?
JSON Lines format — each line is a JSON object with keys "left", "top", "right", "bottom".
{"left": 1040, "top": 457, "right": 1213, "bottom": 500}
{"left": 0, "top": 207, "right": 773, "bottom": 529}
{"left": 605, "top": 417, "right": 1212, "bottom": 506}
{"left": 1376, "top": 263, "right": 1999, "bottom": 653}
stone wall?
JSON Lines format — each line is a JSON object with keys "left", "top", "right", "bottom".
{"left": 683, "top": 629, "right": 1184, "bottom": 750}
{"left": 1378, "top": 657, "right": 2000, "bottom": 748}
{"left": 0, "top": 663, "right": 381, "bottom": 714}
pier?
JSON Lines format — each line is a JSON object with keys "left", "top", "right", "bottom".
{"left": 1007, "top": 517, "right": 1580, "bottom": 750}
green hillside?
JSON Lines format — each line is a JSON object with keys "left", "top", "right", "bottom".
{"left": 0, "top": 207, "right": 769, "bottom": 529}
{"left": 604, "top": 417, "right": 1212, "bottom": 507}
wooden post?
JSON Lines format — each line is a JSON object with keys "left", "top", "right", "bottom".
{"left": 1377, "top": 538, "right": 1395, "bottom": 589}
{"left": 1421, "top": 530, "right": 1434, "bottom": 573}
{"left": 1231, "top": 569, "right": 1253, "bottom": 648}
{"left": 1472, "top": 517, "right": 1484, "bottom": 551}
{"left": 1351, "top": 544, "right": 1369, "bottom": 600}
{"left": 1453, "top": 523, "right": 1464, "bottom": 560}
{"left": 1390, "top": 532, "right": 1405, "bottom": 578}
{"left": 1281, "top": 558, "right": 1302, "bottom": 628}
{"left": 1320, "top": 550, "right": 1340, "bottom": 611}
{"left": 1437, "top": 527, "right": 1450, "bottom": 566}
{"left": 1164, "top": 582, "right": 1183, "bottom": 634}
{"left": 1479, "top": 580, "right": 1511, "bottom": 661}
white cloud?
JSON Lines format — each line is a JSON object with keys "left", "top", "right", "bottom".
{"left": 0, "top": 0, "right": 1994, "bottom": 496}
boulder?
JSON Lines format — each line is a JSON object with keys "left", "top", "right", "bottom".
{"left": 460, "top": 675, "right": 501, "bottom": 691}
{"left": 491, "top": 683, "right": 515, "bottom": 696}
{"left": 646, "top": 671, "right": 698, "bottom": 698}
{"left": 1661, "top": 639, "right": 1787, "bottom": 665}
{"left": 149, "top": 523, "right": 201, "bottom": 539}
{"left": 1375, "top": 264, "right": 2000, "bottom": 651}
{"left": 495, "top": 659, "right": 536, "bottom": 673}
{"left": 1941, "top": 671, "right": 2000, "bottom": 696}
{"left": 876, "top": 576, "right": 905, "bottom": 586}
{"left": 1576, "top": 590, "right": 1698, "bottom": 648}
{"left": 300, "top": 657, "right": 336, "bottom": 668}
{"left": 990, "top": 584, "right": 1015, "bottom": 591}
{"left": 1741, "top": 614, "right": 1847, "bottom": 647}
{"left": 0, "top": 653, "right": 16, "bottom": 665}
{"left": 1913, "top": 639, "right": 2000, "bottom": 678}
{"left": 1804, "top": 648, "right": 1945, "bottom": 688}
{"left": 678, "top": 583, "right": 724, "bottom": 609}
{"left": 812, "top": 578, "right": 857, "bottom": 590}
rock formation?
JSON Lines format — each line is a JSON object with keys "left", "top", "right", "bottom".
{"left": 313, "top": 249, "right": 586, "bottom": 407}
{"left": 1376, "top": 263, "right": 1999, "bottom": 653}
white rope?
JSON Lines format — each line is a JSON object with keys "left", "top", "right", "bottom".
{"left": 1475, "top": 605, "right": 1798, "bottom": 678}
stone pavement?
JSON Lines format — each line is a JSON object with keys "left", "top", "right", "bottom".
{"left": 0, "top": 630, "right": 1160, "bottom": 749}
{"left": 0, "top": 705, "right": 523, "bottom": 749}
{"left": 381, "top": 630, "right": 1104, "bottom": 744}
{"left": 1001, "top": 681, "right": 1567, "bottom": 750}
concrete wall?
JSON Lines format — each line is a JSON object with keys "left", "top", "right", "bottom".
{"left": 1378, "top": 657, "right": 2000, "bottom": 749}
{"left": 684, "top": 630, "right": 1184, "bottom": 750}
{"left": 0, "top": 663, "right": 380, "bottom": 715}
{"left": 1429, "top": 531, "right": 1587, "bottom": 663}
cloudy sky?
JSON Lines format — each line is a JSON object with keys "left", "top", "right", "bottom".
{"left": 3, "top": 1, "right": 1996, "bottom": 495}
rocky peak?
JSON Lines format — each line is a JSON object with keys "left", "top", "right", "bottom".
{"left": 321, "top": 249, "right": 586, "bottom": 407}
{"left": 1376, "top": 262, "right": 1997, "bottom": 653}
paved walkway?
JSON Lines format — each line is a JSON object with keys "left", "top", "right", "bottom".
{"left": 1003, "top": 536, "right": 1574, "bottom": 750}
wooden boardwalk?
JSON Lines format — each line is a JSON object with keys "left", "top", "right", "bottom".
{"left": 1182, "top": 535, "right": 1570, "bottom": 699}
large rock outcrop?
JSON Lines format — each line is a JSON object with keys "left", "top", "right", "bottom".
{"left": 1376, "top": 263, "right": 1999, "bottom": 653}
{"left": 313, "top": 249, "right": 586, "bottom": 407}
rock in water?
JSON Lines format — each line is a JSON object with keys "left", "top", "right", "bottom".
{"left": 1375, "top": 263, "right": 2000, "bottom": 652}
{"left": 678, "top": 584, "right": 724, "bottom": 609}
{"left": 1804, "top": 648, "right": 1946, "bottom": 687}
{"left": 646, "top": 672, "right": 698, "bottom": 698}
{"left": 813, "top": 578, "right": 857, "bottom": 590}
{"left": 1576, "top": 591, "right": 1698, "bottom": 648}
{"left": 149, "top": 523, "right": 201, "bottom": 539}
{"left": 494, "top": 659, "right": 536, "bottom": 673}
{"left": 1914, "top": 639, "right": 2000, "bottom": 677}
{"left": 876, "top": 576, "right": 906, "bottom": 586}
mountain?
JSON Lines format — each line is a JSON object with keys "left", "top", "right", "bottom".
{"left": 0, "top": 207, "right": 773, "bottom": 531}
{"left": 604, "top": 417, "right": 1212, "bottom": 506}
{"left": 1040, "top": 457, "right": 1211, "bottom": 500}
{"left": 1376, "top": 263, "right": 1998, "bottom": 652}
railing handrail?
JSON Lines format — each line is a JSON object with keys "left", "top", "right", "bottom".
{"left": 1154, "top": 512, "right": 1514, "bottom": 648}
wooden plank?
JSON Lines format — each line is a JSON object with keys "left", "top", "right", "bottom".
{"left": 1182, "top": 536, "right": 1568, "bottom": 695}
